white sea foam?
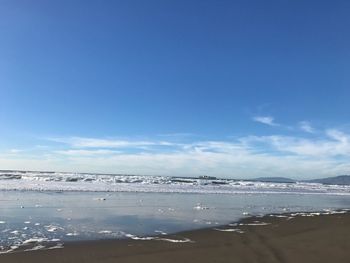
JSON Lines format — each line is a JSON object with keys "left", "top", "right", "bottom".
{"left": 155, "top": 230, "right": 167, "bottom": 235}
{"left": 0, "top": 237, "right": 64, "bottom": 254}
{"left": 193, "top": 203, "right": 210, "bottom": 210}
{"left": 24, "top": 245, "right": 46, "bottom": 251}
{"left": 125, "top": 233, "right": 193, "bottom": 243}
{"left": 23, "top": 238, "right": 48, "bottom": 244}
{"left": 157, "top": 237, "right": 193, "bottom": 243}
{"left": 0, "top": 171, "right": 349, "bottom": 195}
{"left": 66, "top": 232, "right": 79, "bottom": 236}
{"left": 45, "top": 225, "right": 62, "bottom": 232}
{"left": 214, "top": 228, "right": 244, "bottom": 233}
{"left": 98, "top": 230, "right": 112, "bottom": 234}
{"left": 239, "top": 222, "right": 270, "bottom": 226}
{"left": 270, "top": 214, "right": 289, "bottom": 218}
{"left": 125, "top": 234, "right": 155, "bottom": 240}
{"left": 48, "top": 243, "right": 64, "bottom": 249}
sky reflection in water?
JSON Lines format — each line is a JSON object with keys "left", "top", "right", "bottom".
{"left": 0, "top": 191, "right": 349, "bottom": 251}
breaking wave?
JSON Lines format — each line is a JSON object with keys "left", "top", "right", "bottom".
{"left": 0, "top": 170, "right": 349, "bottom": 195}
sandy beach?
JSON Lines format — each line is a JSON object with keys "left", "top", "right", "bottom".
{"left": 2, "top": 0, "right": 350, "bottom": 262}
{"left": 1, "top": 212, "right": 349, "bottom": 263}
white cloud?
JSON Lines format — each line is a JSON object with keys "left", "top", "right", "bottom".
{"left": 158, "top": 133, "right": 195, "bottom": 137}
{"left": 1, "top": 143, "right": 347, "bottom": 179}
{"left": 55, "top": 149, "right": 121, "bottom": 156}
{"left": 299, "top": 121, "right": 314, "bottom": 133}
{"left": 253, "top": 116, "right": 278, "bottom": 126}
{"left": 243, "top": 129, "right": 350, "bottom": 157}
{"left": 0, "top": 149, "right": 25, "bottom": 157}
{"left": 9, "top": 149, "right": 23, "bottom": 154}
{"left": 49, "top": 137, "right": 174, "bottom": 149}
{"left": 2, "top": 129, "right": 350, "bottom": 179}
{"left": 326, "top": 129, "right": 349, "bottom": 143}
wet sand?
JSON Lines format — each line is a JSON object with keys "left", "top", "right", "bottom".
{"left": 1, "top": 212, "right": 349, "bottom": 263}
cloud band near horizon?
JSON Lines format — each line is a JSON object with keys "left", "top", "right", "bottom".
{"left": 1, "top": 127, "right": 349, "bottom": 179}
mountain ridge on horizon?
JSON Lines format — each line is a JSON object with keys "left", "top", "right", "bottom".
{"left": 249, "top": 175, "right": 350, "bottom": 186}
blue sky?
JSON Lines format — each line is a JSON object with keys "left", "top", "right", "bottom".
{"left": 1, "top": 0, "right": 349, "bottom": 178}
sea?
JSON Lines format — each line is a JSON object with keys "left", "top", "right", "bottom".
{"left": 0, "top": 170, "right": 349, "bottom": 253}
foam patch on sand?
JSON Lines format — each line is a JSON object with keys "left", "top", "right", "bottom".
{"left": 214, "top": 228, "right": 245, "bottom": 233}
{"left": 23, "top": 238, "right": 49, "bottom": 244}
{"left": 0, "top": 237, "right": 63, "bottom": 254}
{"left": 156, "top": 237, "right": 193, "bottom": 243}
{"left": 239, "top": 222, "right": 270, "bottom": 226}
{"left": 24, "top": 245, "right": 46, "bottom": 251}
{"left": 125, "top": 233, "right": 193, "bottom": 243}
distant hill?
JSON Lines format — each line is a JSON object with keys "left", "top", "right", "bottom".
{"left": 250, "top": 177, "right": 296, "bottom": 183}
{"left": 249, "top": 175, "right": 350, "bottom": 185}
{"left": 306, "top": 175, "right": 350, "bottom": 185}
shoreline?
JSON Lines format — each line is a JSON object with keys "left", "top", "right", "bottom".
{"left": 1, "top": 210, "right": 350, "bottom": 262}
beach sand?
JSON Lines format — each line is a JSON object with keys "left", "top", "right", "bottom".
{"left": 1, "top": 212, "right": 349, "bottom": 263}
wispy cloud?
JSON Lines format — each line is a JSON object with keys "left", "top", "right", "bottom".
{"left": 2, "top": 128, "right": 350, "bottom": 179}
{"left": 49, "top": 137, "right": 174, "bottom": 149}
{"left": 9, "top": 149, "right": 23, "bottom": 154}
{"left": 55, "top": 149, "right": 121, "bottom": 156}
{"left": 0, "top": 149, "right": 25, "bottom": 157}
{"left": 157, "top": 133, "right": 195, "bottom": 138}
{"left": 253, "top": 116, "right": 279, "bottom": 126}
{"left": 299, "top": 121, "right": 314, "bottom": 133}
{"left": 243, "top": 129, "right": 350, "bottom": 157}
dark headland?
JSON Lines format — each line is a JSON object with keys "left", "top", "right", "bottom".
{"left": 249, "top": 175, "right": 350, "bottom": 185}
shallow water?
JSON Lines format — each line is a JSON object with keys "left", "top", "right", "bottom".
{"left": 1, "top": 190, "right": 350, "bottom": 253}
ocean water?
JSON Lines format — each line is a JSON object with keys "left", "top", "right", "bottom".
{"left": 0, "top": 171, "right": 350, "bottom": 253}
{"left": 1, "top": 170, "right": 350, "bottom": 194}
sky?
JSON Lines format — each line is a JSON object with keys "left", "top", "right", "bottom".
{"left": 0, "top": 0, "right": 350, "bottom": 179}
